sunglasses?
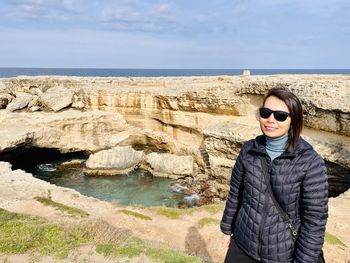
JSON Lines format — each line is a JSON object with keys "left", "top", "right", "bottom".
{"left": 259, "top": 107, "right": 290, "bottom": 122}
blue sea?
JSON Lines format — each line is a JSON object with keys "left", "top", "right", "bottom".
{"left": 0, "top": 68, "right": 349, "bottom": 78}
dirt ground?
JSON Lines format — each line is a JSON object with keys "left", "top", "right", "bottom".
{"left": 1, "top": 190, "right": 350, "bottom": 263}
{"left": 0, "top": 163, "right": 349, "bottom": 263}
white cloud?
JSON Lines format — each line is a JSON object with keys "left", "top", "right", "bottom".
{"left": 97, "top": 2, "right": 178, "bottom": 33}
{"left": 2, "top": 0, "right": 87, "bottom": 22}
{"left": 257, "top": 0, "right": 350, "bottom": 17}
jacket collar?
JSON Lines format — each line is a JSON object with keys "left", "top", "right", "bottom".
{"left": 249, "top": 135, "right": 313, "bottom": 159}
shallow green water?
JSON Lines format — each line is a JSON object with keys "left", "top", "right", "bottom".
{"left": 32, "top": 160, "right": 195, "bottom": 207}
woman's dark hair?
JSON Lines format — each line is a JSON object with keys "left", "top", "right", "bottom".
{"left": 262, "top": 87, "right": 303, "bottom": 151}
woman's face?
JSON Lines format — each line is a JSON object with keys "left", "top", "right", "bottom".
{"left": 259, "top": 95, "right": 291, "bottom": 138}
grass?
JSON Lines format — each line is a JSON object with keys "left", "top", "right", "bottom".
{"left": 149, "top": 207, "right": 188, "bottom": 219}
{"left": 34, "top": 196, "right": 89, "bottom": 218}
{"left": 118, "top": 209, "right": 152, "bottom": 221}
{"left": 0, "top": 208, "right": 91, "bottom": 259}
{"left": 96, "top": 236, "right": 145, "bottom": 258}
{"left": 96, "top": 237, "right": 205, "bottom": 263}
{"left": 0, "top": 208, "right": 207, "bottom": 262}
{"left": 146, "top": 247, "right": 205, "bottom": 263}
{"left": 198, "top": 217, "right": 220, "bottom": 228}
{"left": 149, "top": 203, "right": 224, "bottom": 219}
{"left": 325, "top": 232, "right": 347, "bottom": 248}
{"left": 196, "top": 203, "right": 224, "bottom": 214}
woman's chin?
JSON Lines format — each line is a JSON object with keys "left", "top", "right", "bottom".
{"left": 262, "top": 130, "right": 283, "bottom": 138}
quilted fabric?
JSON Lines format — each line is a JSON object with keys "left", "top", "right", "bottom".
{"left": 220, "top": 135, "right": 328, "bottom": 263}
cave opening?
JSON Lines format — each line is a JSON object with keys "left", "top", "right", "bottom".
{"left": 0, "top": 145, "right": 348, "bottom": 201}
{"left": 0, "top": 145, "right": 195, "bottom": 208}
{"left": 0, "top": 145, "right": 88, "bottom": 173}
{"left": 326, "top": 161, "right": 350, "bottom": 198}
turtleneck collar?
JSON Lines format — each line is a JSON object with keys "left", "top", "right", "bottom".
{"left": 265, "top": 134, "right": 288, "bottom": 160}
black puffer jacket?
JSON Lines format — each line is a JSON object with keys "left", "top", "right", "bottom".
{"left": 220, "top": 135, "right": 328, "bottom": 263}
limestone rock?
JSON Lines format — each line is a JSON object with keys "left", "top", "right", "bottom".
{"left": 0, "top": 110, "right": 129, "bottom": 153}
{"left": 84, "top": 146, "right": 145, "bottom": 175}
{"left": 71, "top": 89, "right": 86, "bottom": 109}
{"left": 27, "top": 95, "right": 42, "bottom": 112}
{"left": 145, "top": 152, "right": 194, "bottom": 178}
{"left": 40, "top": 86, "right": 74, "bottom": 112}
{"left": 0, "top": 161, "right": 12, "bottom": 172}
{"left": 57, "top": 159, "right": 85, "bottom": 170}
{"left": 28, "top": 86, "right": 43, "bottom": 96}
{"left": 6, "top": 92, "right": 33, "bottom": 111}
{"left": 0, "top": 161, "right": 55, "bottom": 200}
{"left": 0, "top": 75, "right": 349, "bottom": 199}
{"left": 0, "top": 93, "right": 13, "bottom": 108}
{"left": 0, "top": 81, "right": 10, "bottom": 94}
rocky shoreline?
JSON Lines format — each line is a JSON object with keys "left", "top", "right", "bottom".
{"left": 0, "top": 74, "right": 349, "bottom": 262}
{"left": 0, "top": 75, "right": 349, "bottom": 200}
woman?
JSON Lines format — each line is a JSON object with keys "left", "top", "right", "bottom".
{"left": 220, "top": 87, "right": 328, "bottom": 263}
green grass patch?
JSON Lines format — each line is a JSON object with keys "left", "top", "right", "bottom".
{"left": 34, "top": 196, "right": 89, "bottom": 218}
{"left": 0, "top": 208, "right": 91, "bottom": 258}
{"left": 0, "top": 208, "right": 206, "bottom": 262}
{"left": 196, "top": 203, "right": 224, "bottom": 214}
{"left": 146, "top": 247, "right": 204, "bottom": 263}
{"left": 149, "top": 203, "right": 224, "bottom": 219}
{"left": 96, "top": 237, "right": 145, "bottom": 258}
{"left": 198, "top": 217, "right": 220, "bottom": 228}
{"left": 325, "top": 232, "right": 347, "bottom": 248}
{"left": 96, "top": 237, "right": 205, "bottom": 262}
{"left": 118, "top": 209, "right": 152, "bottom": 221}
{"left": 149, "top": 207, "right": 191, "bottom": 219}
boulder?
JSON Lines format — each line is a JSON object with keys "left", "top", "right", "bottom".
{"left": 40, "top": 86, "right": 74, "bottom": 112}
{"left": 28, "top": 85, "right": 43, "bottom": 96}
{"left": 27, "top": 95, "right": 42, "bottom": 112}
{"left": 6, "top": 92, "right": 33, "bottom": 111}
{"left": 145, "top": 152, "right": 194, "bottom": 178}
{"left": 84, "top": 146, "right": 145, "bottom": 175}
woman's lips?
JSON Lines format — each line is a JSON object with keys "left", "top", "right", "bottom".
{"left": 264, "top": 126, "right": 277, "bottom": 131}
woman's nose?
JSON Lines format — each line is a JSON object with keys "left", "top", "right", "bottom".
{"left": 267, "top": 114, "right": 276, "bottom": 122}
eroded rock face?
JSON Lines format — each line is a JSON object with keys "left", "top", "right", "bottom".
{"left": 0, "top": 161, "right": 54, "bottom": 200}
{"left": 0, "top": 75, "right": 349, "bottom": 199}
{"left": 1, "top": 75, "right": 349, "bottom": 135}
{"left": 0, "top": 110, "right": 130, "bottom": 153}
{"left": 241, "top": 76, "right": 350, "bottom": 136}
{"left": 145, "top": 152, "right": 194, "bottom": 178}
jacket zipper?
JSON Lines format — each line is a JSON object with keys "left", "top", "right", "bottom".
{"left": 258, "top": 194, "right": 268, "bottom": 258}
{"left": 258, "top": 156, "right": 271, "bottom": 259}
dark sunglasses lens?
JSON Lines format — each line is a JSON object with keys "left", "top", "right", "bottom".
{"left": 259, "top": 108, "right": 289, "bottom": 121}
{"left": 274, "top": 111, "right": 289, "bottom": 121}
{"left": 259, "top": 108, "right": 272, "bottom": 119}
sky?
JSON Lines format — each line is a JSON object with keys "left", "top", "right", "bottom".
{"left": 0, "top": 0, "right": 349, "bottom": 69}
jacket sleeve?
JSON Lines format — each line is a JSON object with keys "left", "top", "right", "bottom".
{"left": 293, "top": 154, "right": 328, "bottom": 263}
{"left": 220, "top": 145, "right": 246, "bottom": 235}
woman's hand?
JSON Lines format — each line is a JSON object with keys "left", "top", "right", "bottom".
{"left": 222, "top": 234, "right": 231, "bottom": 249}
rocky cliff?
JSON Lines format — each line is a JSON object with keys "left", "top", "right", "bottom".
{"left": 0, "top": 75, "right": 349, "bottom": 201}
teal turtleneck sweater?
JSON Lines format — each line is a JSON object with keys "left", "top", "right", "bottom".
{"left": 266, "top": 134, "right": 288, "bottom": 160}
